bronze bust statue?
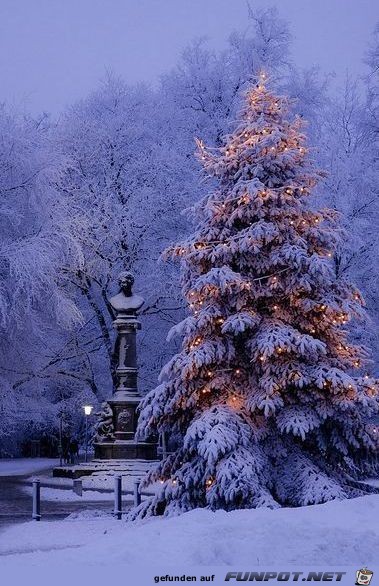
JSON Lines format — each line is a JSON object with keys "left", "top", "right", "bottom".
{"left": 110, "top": 271, "right": 144, "bottom": 315}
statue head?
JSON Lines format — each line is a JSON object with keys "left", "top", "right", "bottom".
{"left": 118, "top": 271, "right": 134, "bottom": 297}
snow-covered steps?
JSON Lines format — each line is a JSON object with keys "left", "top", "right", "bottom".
{"left": 53, "top": 458, "right": 158, "bottom": 481}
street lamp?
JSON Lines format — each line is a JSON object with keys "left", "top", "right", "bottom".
{"left": 59, "top": 411, "right": 63, "bottom": 467}
{"left": 83, "top": 405, "right": 93, "bottom": 463}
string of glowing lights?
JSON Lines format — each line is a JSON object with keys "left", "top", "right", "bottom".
{"left": 172, "top": 215, "right": 329, "bottom": 256}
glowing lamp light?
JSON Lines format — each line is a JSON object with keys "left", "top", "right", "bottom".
{"left": 83, "top": 405, "right": 93, "bottom": 463}
{"left": 83, "top": 405, "right": 93, "bottom": 416}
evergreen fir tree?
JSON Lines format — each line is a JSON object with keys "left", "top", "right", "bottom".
{"left": 133, "top": 74, "right": 379, "bottom": 518}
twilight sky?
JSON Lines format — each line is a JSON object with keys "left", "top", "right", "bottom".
{"left": 0, "top": 0, "right": 377, "bottom": 114}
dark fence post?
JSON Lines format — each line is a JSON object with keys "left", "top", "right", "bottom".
{"left": 114, "top": 475, "right": 122, "bottom": 520}
{"left": 133, "top": 480, "right": 141, "bottom": 507}
{"left": 73, "top": 479, "right": 82, "bottom": 496}
{"left": 32, "top": 479, "right": 41, "bottom": 521}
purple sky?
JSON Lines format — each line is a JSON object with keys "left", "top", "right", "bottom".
{"left": 0, "top": 0, "right": 377, "bottom": 114}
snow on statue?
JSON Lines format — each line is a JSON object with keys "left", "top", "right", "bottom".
{"left": 131, "top": 74, "right": 379, "bottom": 518}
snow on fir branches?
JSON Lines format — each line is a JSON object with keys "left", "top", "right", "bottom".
{"left": 131, "top": 74, "right": 379, "bottom": 518}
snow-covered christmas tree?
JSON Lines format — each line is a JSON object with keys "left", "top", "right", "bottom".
{"left": 133, "top": 74, "right": 379, "bottom": 518}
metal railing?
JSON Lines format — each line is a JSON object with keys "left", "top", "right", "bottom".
{"left": 31, "top": 476, "right": 152, "bottom": 521}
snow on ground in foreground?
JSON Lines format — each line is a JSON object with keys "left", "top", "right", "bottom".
{"left": 0, "top": 495, "right": 378, "bottom": 568}
{"left": 0, "top": 458, "right": 59, "bottom": 477}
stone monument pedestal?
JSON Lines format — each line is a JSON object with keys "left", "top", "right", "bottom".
{"left": 94, "top": 393, "right": 156, "bottom": 461}
{"left": 93, "top": 275, "right": 158, "bottom": 462}
{"left": 53, "top": 271, "right": 157, "bottom": 479}
{"left": 94, "top": 395, "right": 157, "bottom": 460}
{"left": 94, "top": 440, "right": 157, "bottom": 460}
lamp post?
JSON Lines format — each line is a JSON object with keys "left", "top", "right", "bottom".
{"left": 59, "top": 412, "right": 63, "bottom": 467}
{"left": 83, "top": 405, "right": 93, "bottom": 463}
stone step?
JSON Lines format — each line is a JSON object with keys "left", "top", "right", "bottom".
{"left": 53, "top": 458, "right": 158, "bottom": 479}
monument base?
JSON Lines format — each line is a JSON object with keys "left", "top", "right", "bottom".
{"left": 94, "top": 439, "right": 157, "bottom": 460}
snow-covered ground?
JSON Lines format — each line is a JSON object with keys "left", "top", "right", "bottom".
{"left": 30, "top": 471, "right": 153, "bottom": 492}
{"left": 26, "top": 469, "right": 159, "bottom": 496}
{"left": 2, "top": 459, "right": 378, "bottom": 584}
{"left": 1, "top": 495, "right": 378, "bottom": 570}
{"left": 21, "top": 485, "right": 115, "bottom": 502}
{"left": 0, "top": 458, "right": 59, "bottom": 477}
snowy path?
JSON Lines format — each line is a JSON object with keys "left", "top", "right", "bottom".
{"left": 0, "top": 475, "right": 115, "bottom": 529}
{"left": 0, "top": 459, "right": 118, "bottom": 528}
{"left": 0, "top": 458, "right": 59, "bottom": 477}
{"left": 0, "top": 458, "right": 150, "bottom": 529}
